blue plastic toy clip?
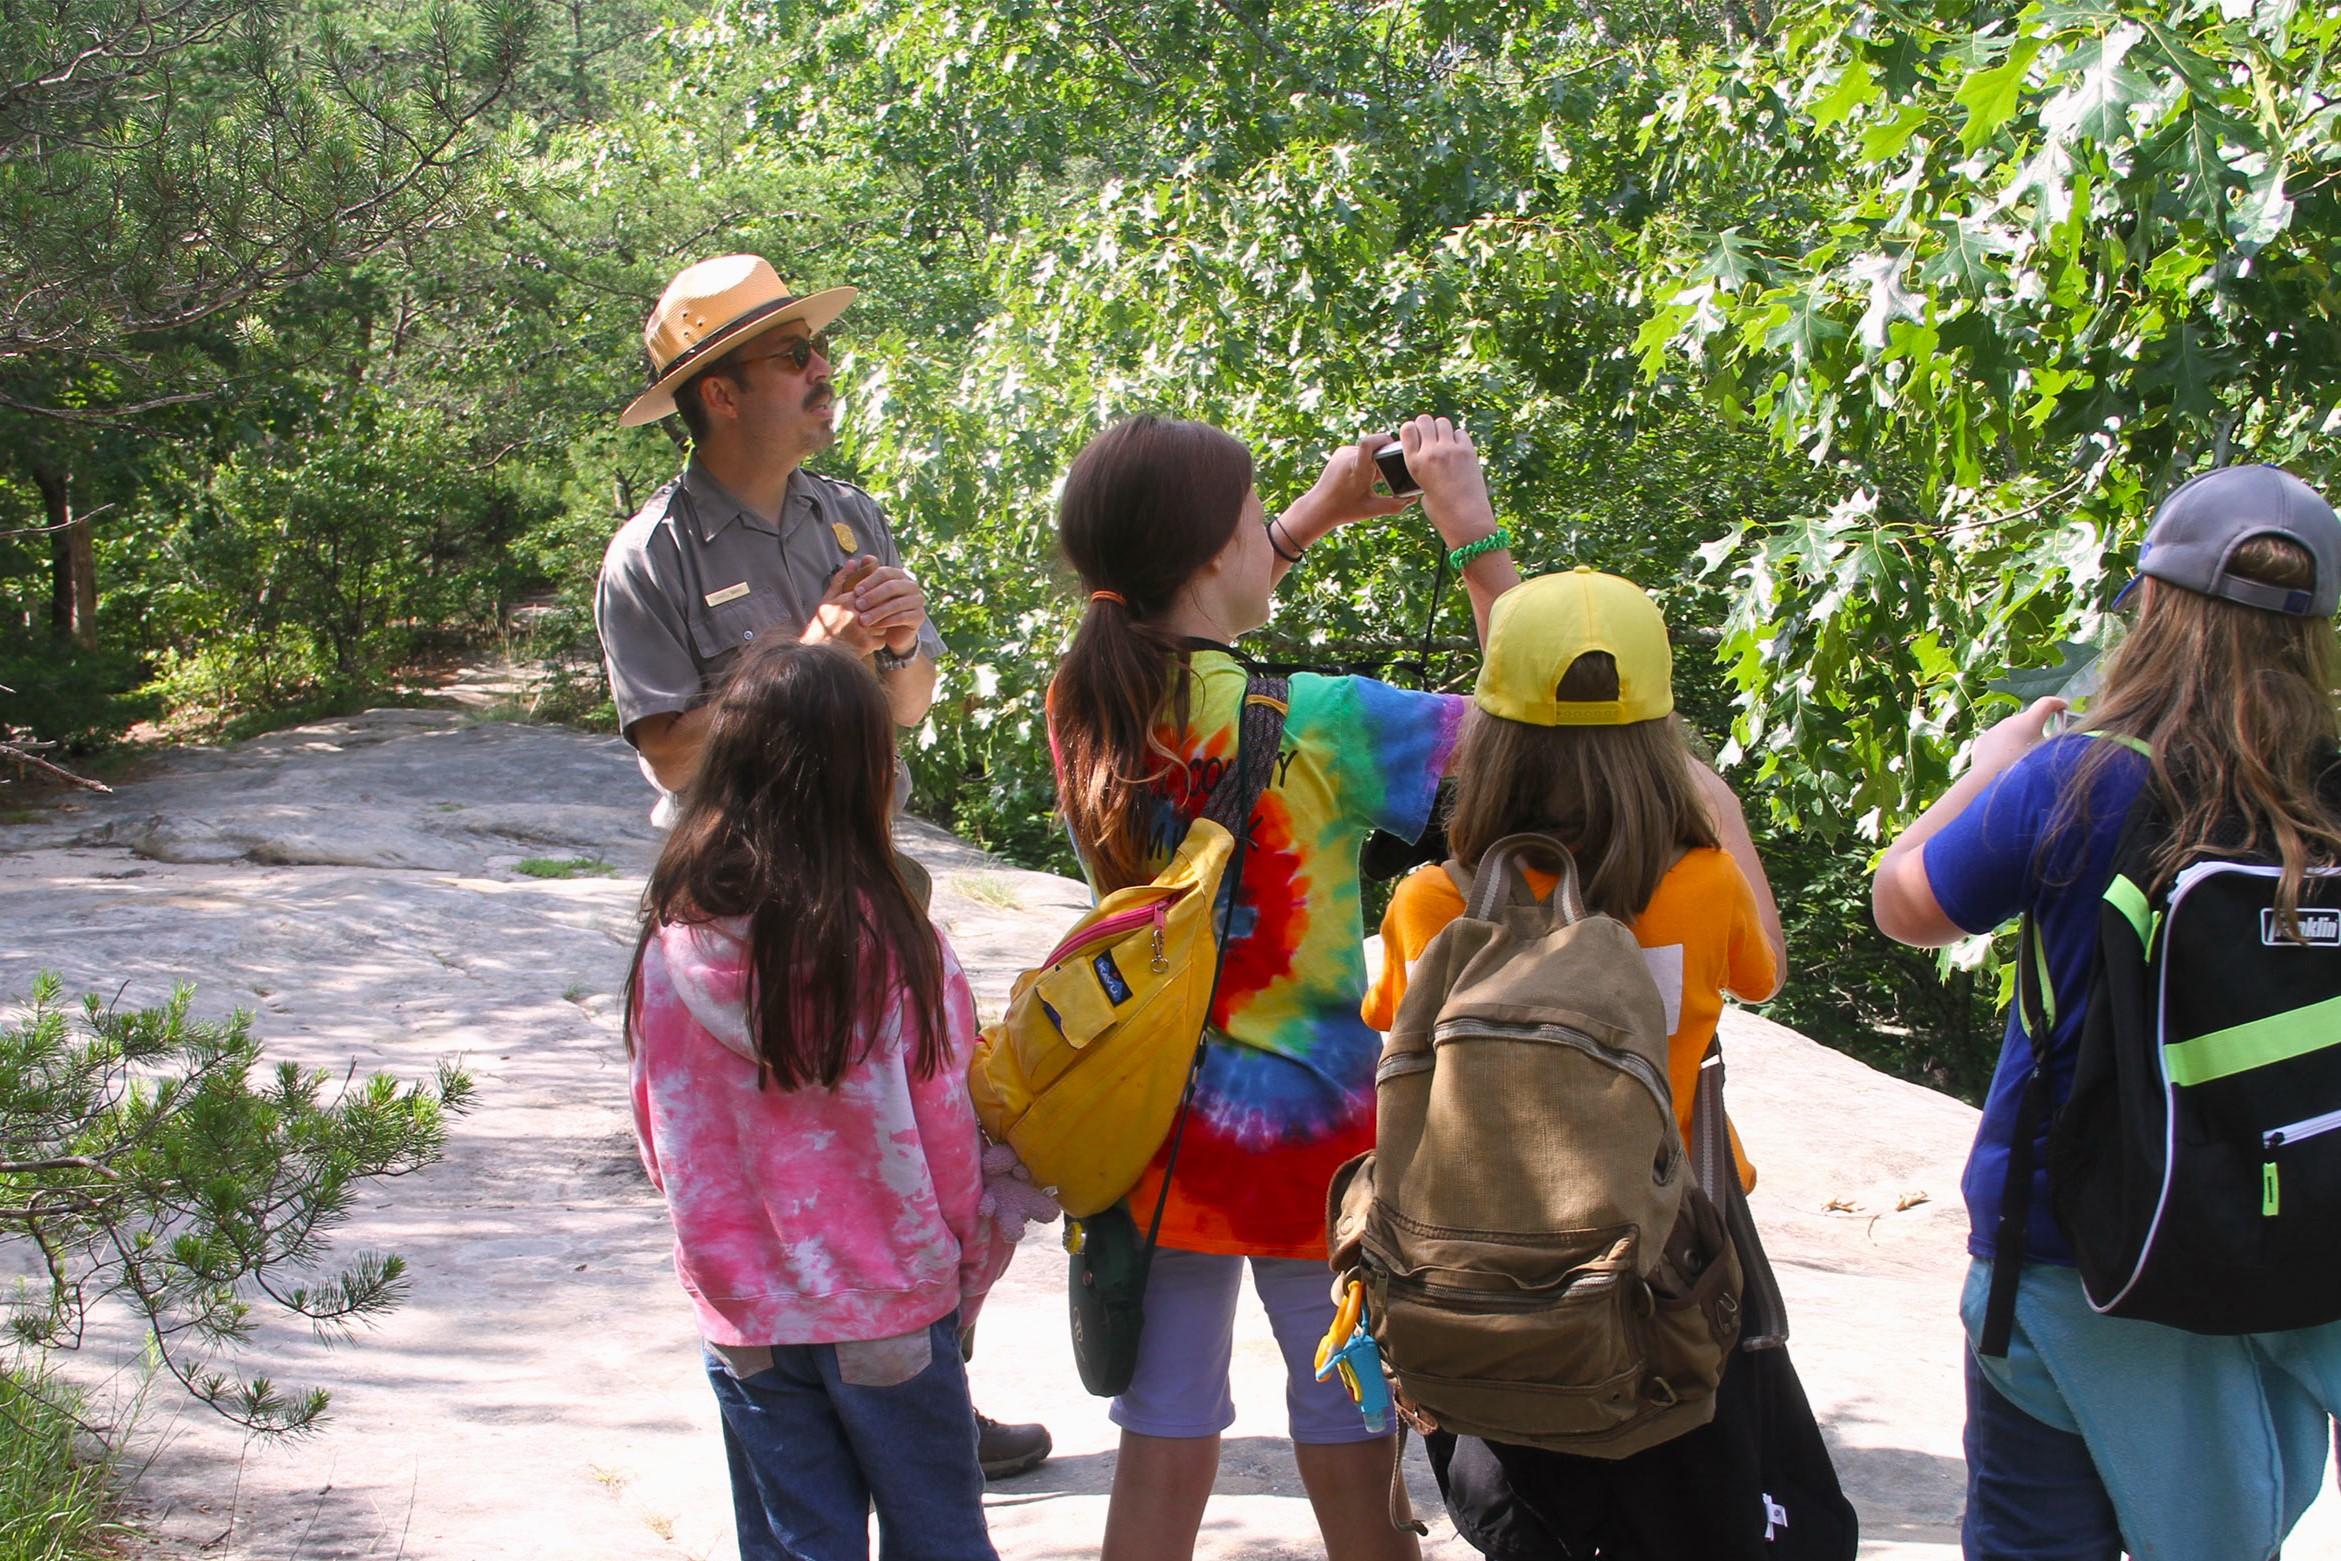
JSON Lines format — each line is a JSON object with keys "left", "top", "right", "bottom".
{"left": 1312, "top": 1286, "right": 1391, "bottom": 1435}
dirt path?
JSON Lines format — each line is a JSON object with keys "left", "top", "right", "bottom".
{"left": 4, "top": 708, "right": 2331, "bottom": 1559}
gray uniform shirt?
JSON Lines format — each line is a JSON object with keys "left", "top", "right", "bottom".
{"left": 595, "top": 463, "right": 946, "bottom": 821}
{"left": 595, "top": 462, "right": 946, "bottom": 736}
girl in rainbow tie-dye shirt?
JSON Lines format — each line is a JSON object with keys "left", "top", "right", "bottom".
{"left": 1049, "top": 414, "right": 1521, "bottom": 1561}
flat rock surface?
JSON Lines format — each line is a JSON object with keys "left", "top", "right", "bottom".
{"left": 4, "top": 708, "right": 2332, "bottom": 1559}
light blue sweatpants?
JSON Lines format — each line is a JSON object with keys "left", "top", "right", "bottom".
{"left": 1961, "top": 1259, "right": 2341, "bottom": 1560}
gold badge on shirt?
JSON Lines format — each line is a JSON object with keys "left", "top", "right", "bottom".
{"left": 832, "top": 522, "right": 859, "bottom": 553}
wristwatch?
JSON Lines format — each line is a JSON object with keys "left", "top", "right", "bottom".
{"left": 872, "top": 643, "right": 919, "bottom": 673}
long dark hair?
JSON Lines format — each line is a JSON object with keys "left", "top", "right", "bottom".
{"left": 1444, "top": 653, "right": 1719, "bottom": 921}
{"left": 1050, "top": 415, "right": 1255, "bottom": 890}
{"left": 2056, "top": 534, "right": 2341, "bottom": 930}
{"left": 623, "top": 641, "right": 947, "bottom": 1087}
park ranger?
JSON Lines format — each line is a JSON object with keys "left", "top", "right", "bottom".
{"left": 597, "top": 254, "right": 945, "bottom": 826}
{"left": 594, "top": 255, "right": 1053, "bottom": 1481}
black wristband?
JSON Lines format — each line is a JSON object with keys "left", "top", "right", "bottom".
{"left": 873, "top": 644, "right": 918, "bottom": 672}
{"left": 1269, "top": 516, "right": 1306, "bottom": 564}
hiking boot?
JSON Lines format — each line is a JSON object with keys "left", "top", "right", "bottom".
{"left": 975, "top": 1411, "right": 1051, "bottom": 1480}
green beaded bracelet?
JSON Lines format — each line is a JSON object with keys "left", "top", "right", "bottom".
{"left": 1446, "top": 528, "right": 1511, "bottom": 569}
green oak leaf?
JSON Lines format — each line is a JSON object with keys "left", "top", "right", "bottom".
{"left": 1763, "top": 288, "right": 1850, "bottom": 364}
{"left": 1921, "top": 217, "right": 2017, "bottom": 291}
{"left": 2144, "top": 104, "right": 2253, "bottom": 229}
{"left": 1955, "top": 35, "right": 2045, "bottom": 152}
{"left": 2231, "top": 164, "right": 2294, "bottom": 252}
{"left": 1987, "top": 639, "right": 2102, "bottom": 702}
{"left": 1851, "top": 251, "right": 1924, "bottom": 350}
{"left": 1861, "top": 102, "right": 1932, "bottom": 162}
{"left": 1694, "top": 228, "right": 1768, "bottom": 290}
{"left": 2040, "top": 25, "right": 2154, "bottom": 146}
{"left": 1812, "top": 56, "right": 1880, "bottom": 128}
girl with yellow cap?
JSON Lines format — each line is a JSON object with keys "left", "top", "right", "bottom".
{"left": 1361, "top": 567, "right": 1789, "bottom": 1558}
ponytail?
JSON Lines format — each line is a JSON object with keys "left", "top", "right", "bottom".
{"left": 1049, "top": 416, "right": 1255, "bottom": 890}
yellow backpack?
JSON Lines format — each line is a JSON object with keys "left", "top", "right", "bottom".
{"left": 968, "top": 677, "right": 1288, "bottom": 1217}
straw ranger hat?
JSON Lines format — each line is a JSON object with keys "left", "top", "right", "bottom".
{"left": 619, "top": 255, "right": 857, "bottom": 428}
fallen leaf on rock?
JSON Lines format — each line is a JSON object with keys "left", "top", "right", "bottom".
{"left": 1825, "top": 1197, "right": 1859, "bottom": 1213}
{"left": 1896, "top": 1190, "right": 1931, "bottom": 1212}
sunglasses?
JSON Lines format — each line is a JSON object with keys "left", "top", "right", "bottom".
{"left": 728, "top": 332, "right": 833, "bottom": 374}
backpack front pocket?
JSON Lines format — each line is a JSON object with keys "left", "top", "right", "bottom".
{"left": 2259, "top": 1105, "right": 2341, "bottom": 1270}
{"left": 1370, "top": 1253, "right": 1640, "bottom": 1414}
{"left": 1639, "top": 1190, "right": 1743, "bottom": 1397}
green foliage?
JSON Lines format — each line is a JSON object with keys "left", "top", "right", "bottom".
{"left": 0, "top": 1364, "right": 121, "bottom": 1561}
{"left": 1, "top": 973, "right": 475, "bottom": 1434}
{"left": 566, "top": 0, "right": 1994, "bottom": 1081}
{"left": 710, "top": 1, "right": 1826, "bottom": 865}
{"left": 126, "top": 392, "right": 544, "bottom": 715}
{"left": 0, "top": 646, "right": 157, "bottom": 753}
{"left": 1639, "top": 0, "right": 2341, "bottom": 839}
{"left": 0, "top": 0, "right": 535, "bottom": 399}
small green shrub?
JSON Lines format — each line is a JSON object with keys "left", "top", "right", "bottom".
{"left": 0, "top": 1364, "right": 121, "bottom": 1561}
{"left": 138, "top": 637, "right": 335, "bottom": 729}
{"left": 2, "top": 975, "right": 474, "bottom": 1434}
{"left": 0, "top": 643, "right": 158, "bottom": 752}
{"left": 514, "top": 857, "right": 617, "bottom": 879}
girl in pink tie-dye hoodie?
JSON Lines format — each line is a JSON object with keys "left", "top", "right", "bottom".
{"left": 624, "top": 641, "right": 1012, "bottom": 1561}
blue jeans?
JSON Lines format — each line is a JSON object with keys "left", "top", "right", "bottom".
{"left": 704, "top": 1313, "right": 997, "bottom": 1561}
{"left": 1960, "top": 1260, "right": 2341, "bottom": 1561}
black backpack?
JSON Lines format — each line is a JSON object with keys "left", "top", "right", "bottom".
{"left": 1982, "top": 740, "right": 2341, "bottom": 1353}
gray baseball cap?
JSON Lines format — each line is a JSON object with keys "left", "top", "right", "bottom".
{"left": 2126, "top": 464, "right": 2341, "bottom": 617}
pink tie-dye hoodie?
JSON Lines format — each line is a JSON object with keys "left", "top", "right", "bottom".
{"left": 629, "top": 915, "right": 1007, "bottom": 1346}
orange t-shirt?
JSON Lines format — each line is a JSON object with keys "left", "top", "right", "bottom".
{"left": 1361, "top": 848, "right": 1780, "bottom": 1190}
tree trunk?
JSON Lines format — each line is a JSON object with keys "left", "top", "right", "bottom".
{"left": 31, "top": 464, "right": 95, "bottom": 647}
{"left": 46, "top": 495, "right": 71, "bottom": 639}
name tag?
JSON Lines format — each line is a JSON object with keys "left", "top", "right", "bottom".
{"left": 703, "top": 582, "right": 751, "bottom": 607}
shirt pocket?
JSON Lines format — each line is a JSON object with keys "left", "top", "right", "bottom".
{"left": 686, "top": 591, "right": 777, "bottom": 666}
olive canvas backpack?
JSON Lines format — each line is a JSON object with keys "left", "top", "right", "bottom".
{"left": 1329, "top": 832, "right": 1744, "bottom": 1459}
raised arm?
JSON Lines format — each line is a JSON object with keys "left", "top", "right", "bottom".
{"left": 1396, "top": 417, "right": 1520, "bottom": 646}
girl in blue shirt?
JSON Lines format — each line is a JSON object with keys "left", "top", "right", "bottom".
{"left": 1872, "top": 465, "right": 2341, "bottom": 1560}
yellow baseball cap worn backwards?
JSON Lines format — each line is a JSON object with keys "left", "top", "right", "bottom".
{"left": 1476, "top": 567, "right": 1674, "bottom": 727}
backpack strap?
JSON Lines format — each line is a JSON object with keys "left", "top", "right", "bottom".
{"left": 1137, "top": 676, "right": 1291, "bottom": 1258}
{"left": 1980, "top": 732, "right": 2153, "bottom": 1358}
{"left": 1200, "top": 680, "right": 1291, "bottom": 832}
{"left": 1464, "top": 831, "right": 1588, "bottom": 924}
{"left": 1691, "top": 1037, "right": 1790, "bottom": 1348}
{"left": 1977, "top": 911, "right": 2056, "bottom": 1358}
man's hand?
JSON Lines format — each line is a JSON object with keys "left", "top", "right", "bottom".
{"left": 849, "top": 561, "right": 930, "bottom": 658}
{"left": 1397, "top": 416, "right": 1498, "bottom": 549}
{"left": 801, "top": 557, "right": 887, "bottom": 656}
{"left": 802, "top": 556, "right": 931, "bottom": 660}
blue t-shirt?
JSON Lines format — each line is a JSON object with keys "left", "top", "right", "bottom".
{"left": 1924, "top": 735, "right": 2149, "bottom": 1264}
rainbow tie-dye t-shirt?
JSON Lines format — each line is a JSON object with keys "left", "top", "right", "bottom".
{"left": 1103, "top": 649, "right": 1466, "bottom": 1260}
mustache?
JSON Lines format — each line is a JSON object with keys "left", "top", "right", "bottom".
{"left": 805, "top": 379, "right": 833, "bottom": 411}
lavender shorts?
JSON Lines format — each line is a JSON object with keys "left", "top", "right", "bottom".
{"left": 1109, "top": 1246, "right": 1385, "bottom": 1446}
